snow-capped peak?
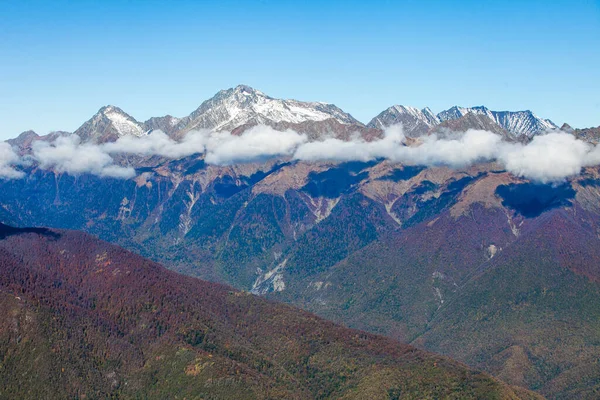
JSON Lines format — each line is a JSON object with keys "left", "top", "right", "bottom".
{"left": 437, "top": 106, "right": 495, "bottom": 122}
{"left": 367, "top": 104, "right": 440, "bottom": 136}
{"left": 421, "top": 107, "right": 441, "bottom": 126}
{"left": 181, "top": 85, "right": 362, "bottom": 133}
{"left": 234, "top": 84, "right": 266, "bottom": 97}
{"left": 99, "top": 106, "right": 145, "bottom": 138}
{"left": 437, "top": 106, "right": 556, "bottom": 137}
{"left": 74, "top": 105, "right": 146, "bottom": 143}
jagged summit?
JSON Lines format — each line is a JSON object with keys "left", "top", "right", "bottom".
{"left": 431, "top": 112, "right": 514, "bottom": 140}
{"left": 437, "top": 105, "right": 557, "bottom": 137}
{"left": 174, "top": 84, "right": 363, "bottom": 137}
{"left": 561, "top": 123, "right": 574, "bottom": 133}
{"left": 367, "top": 105, "right": 440, "bottom": 136}
{"left": 421, "top": 107, "right": 440, "bottom": 125}
{"left": 74, "top": 105, "right": 146, "bottom": 143}
{"left": 367, "top": 103, "right": 557, "bottom": 138}
{"left": 437, "top": 106, "right": 491, "bottom": 122}
{"left": 143, "top": 115, "right": 182, "bottom": 136}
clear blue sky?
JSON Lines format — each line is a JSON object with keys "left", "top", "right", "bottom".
{"left": 1, "top": 0, "right": 599, "bottom": 139}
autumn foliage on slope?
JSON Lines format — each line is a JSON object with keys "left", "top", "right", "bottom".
{"left": 0, "top": 224, "right": 539, "bottom": 399}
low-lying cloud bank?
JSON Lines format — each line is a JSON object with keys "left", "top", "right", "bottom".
{"left": 0, "top": 143, "right": 24, "bottom": 179}
{"left": 1, "top": 124, "right": 599, "bottom": 183}
{"left": 295, "top": 127, "right": 600, "bottom": 183}
{"left": 294, "top": 127, "right": 502, "bottom": 167}
{"left": 33, "top": 135, "right": 135, "bottom": 178}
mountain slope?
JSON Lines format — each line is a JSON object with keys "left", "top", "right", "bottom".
{"left": 413, "top": 206, "right": 600, "bottom": 398}
{"left": 0, "top": 224, "right": 538, "bottom": 399}
{"left": 268, "top": 172, "right": 600, "bottom": 399}
{"left": 1, "top": 156, "right": 599, "bottom": 398}
{"left": 365, "top": 103, "right": 556, "bottom": 138}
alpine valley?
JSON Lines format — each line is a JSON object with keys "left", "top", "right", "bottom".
{"left": 2, "top": 85, "right": 600, "bottom": 399}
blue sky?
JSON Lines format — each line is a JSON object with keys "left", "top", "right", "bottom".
{"left": 1, "top": 0, "right": 599, "bottom": 138}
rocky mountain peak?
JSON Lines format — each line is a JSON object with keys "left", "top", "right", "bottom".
{"left": 430, "top": 112, "right": 514, "bottom": 140}
{"left": 560, "top": 123, "right": 574, "bottom": 133}
{"left": 176, "top": 85, "right": 362, "bottom": 136}
{"left": 74, "top": 105, "right": 146, "bottom": 143}
{"left": 437, "top": 106, "right": 556, "bottom": 137}
{"left": 367, "top": 104, "right": 440, "bottom": 136}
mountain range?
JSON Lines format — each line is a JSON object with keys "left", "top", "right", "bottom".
{"left": 2, "top": 85, "right": 600, "bottom": 398}
{"left": 10, "top": 85, "right": 565, "bottom": 148}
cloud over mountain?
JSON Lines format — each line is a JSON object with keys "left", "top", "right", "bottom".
{"left": 294, "top": 128, "right": 600, "bottom": 183}
{"left": 32, "top": 135, "right": 135, "bottom": 178}
{"left": 103, "top": 125, "right": 307, "bottom": 164}
{"left": 498, "top": 132, "right": 592, "bottom": 183}
{"left": 0, "top": 125, "right": 597, "bottom": 183}
{"left": 0, "top": 142, "right": 24, "bottom": 179}
{"left": 103, "top": 129, "right": 207, "bottom": 159}
{"left": 203, "top": 125, "right": 308, "bottom": 165}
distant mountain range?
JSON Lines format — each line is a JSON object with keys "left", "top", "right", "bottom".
{"left": 9, "top": 85, "right": 567, "bottom": 146}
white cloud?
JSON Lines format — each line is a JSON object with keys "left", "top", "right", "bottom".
{"left": 103, "top": 129, "right": 207, "bottom": 158}
{"left": 294, "top": 125, "right": 404, "bottom": 162}
{"left": 389, "top": 129, "right": 502, "bottom": 167}
{"left": 295, "top": 126, "right": 600, "bottom": 182}
{"left": 294, "top": 127, "right": 501, "bottom": 168}
{"left": 32, "top": 135, "right": 134, "bottom": 178}
{"left": 0, "top": 143, "right": 24, "bottom": 179}
{"left": 24, "top": 124, "right": 600, "bottom": 183}
{"left": 204, "top": 125, "right": 307, "bottom": 165}
{"left": 102, "top": 125, "right": 306, "bottom": 165}
{"left": 498, "top": 132, "right": 591, "bottom": 183}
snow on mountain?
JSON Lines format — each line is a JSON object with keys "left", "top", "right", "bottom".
{"left": 18, "top": 87, "right": 563, "bottom": 146}
{"left": 431, "top": 112, "right": 513, "bottom": 140}
{"left": 367, "top": 105, "right": 440, "bottom": 136}
{"left": 437, "top": 106, "right": 557, "bottom": 137}
{"left": 421, "top": 107, "right": 441, "bottom": 126}
{"left": 102, "top": 107, "right": 145, "bottom": 137}
{"left": 74, "top": 105, "right": 146, "bottom": 143}
{"left": 492, "top": 110, "right": 557, "bottom": 137}
{"left": 176, "top": 85, "right": 363, "bottom": 136}
{"left": 437, "top": 106, "right": 493, "bottom": 122}
{"left": 143, "top": 115, "right": 182, "bottom": 136}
